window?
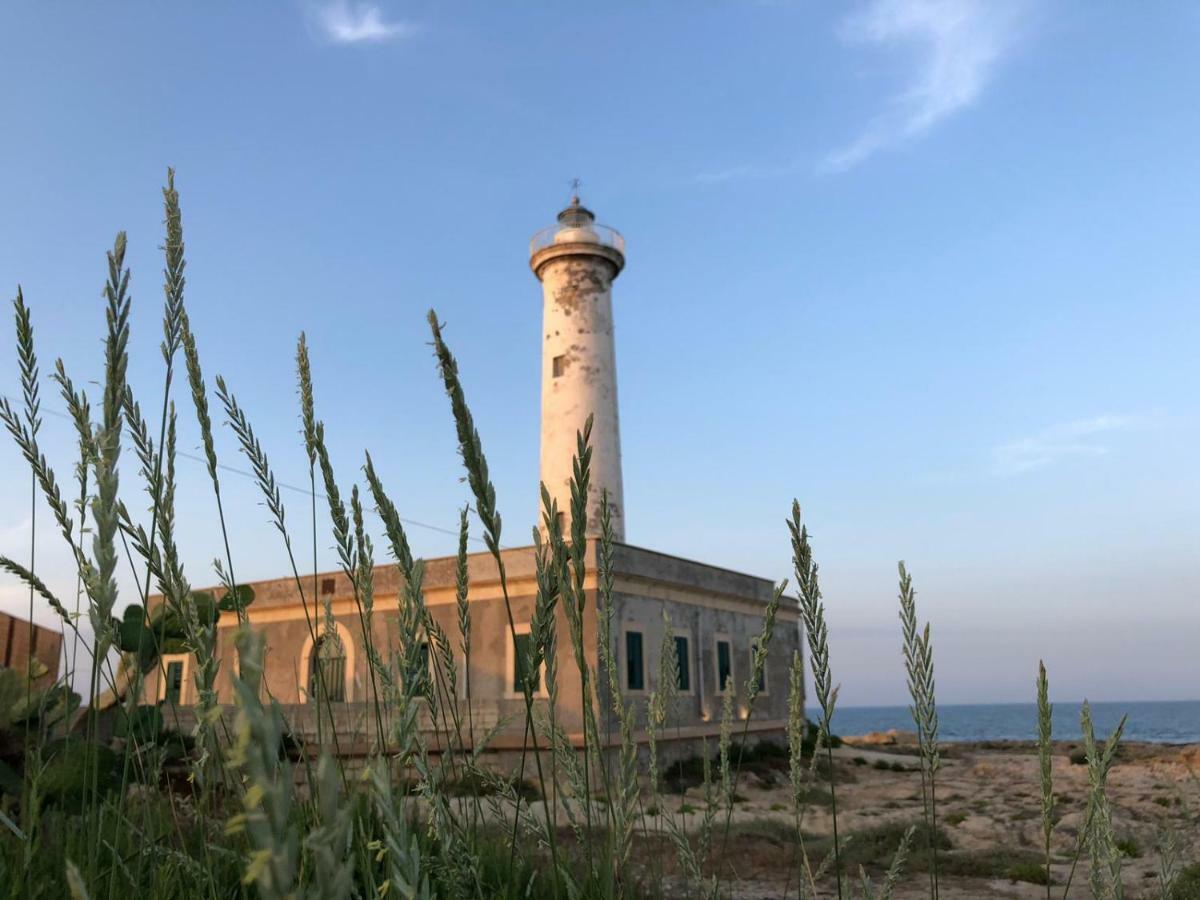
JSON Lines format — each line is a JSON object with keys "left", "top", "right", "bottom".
{"left": 310, "top": 634, "right": 347, "bottom": 702}
{"left": 673, "top": 634, "right": 691, "bottom": 693}
{"left": 164, "top": 660, "right": 184, "bottom": 705}
{"left": 158, "top": 654, "right": 189, "bottom": 704}
{"left": 750, "top": 641, "right": 767, "bottom": 694}
{"left": 552, "top": 355, "right": 566, "bottom": 377}
{"left": 555, "top": 511, "right": 566, "bottom": 535}
{"left": 512, "top": 630, "right": 541, "bottom": 694}
{"left": 716, "top": 639, "right": 733, "bottom": 693}
{"left": 625, "top": 630, "right": 645, "bottom": 691}
{"left": 413, "top": 641, "right": 432, "bottom": 697}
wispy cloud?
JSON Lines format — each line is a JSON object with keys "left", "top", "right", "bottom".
{"left": 822, "top": 0, "right": 1030, "bottom": 173}
{"left": 693, "top": 160, "right": 802, "bottom": 186}
{"left": 312, "top": 1, "right": 417, "bottom": 45}
{"left": 991, "top": 414, "right": 1145, "bottom": 476}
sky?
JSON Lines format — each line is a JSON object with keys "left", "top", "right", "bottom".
{"left": 0, "top": 1, "right": 1196, "bottom": 708}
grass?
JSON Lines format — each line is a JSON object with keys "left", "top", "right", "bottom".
{"left": 1115, "top": 835, "right": 1142, "bottom": 859}
{"left": 1173, "top": 863, "right": 1200, "bottom": 900}
{"left": 1001, "top": 859, "right": 1051, "bottom": 885}
{"left": 0, "top": 172, "right": 1168, "bottom": 900}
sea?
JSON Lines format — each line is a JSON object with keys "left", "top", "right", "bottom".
{"left": 834, "top": 700, "right": 1200, "bottom": 744}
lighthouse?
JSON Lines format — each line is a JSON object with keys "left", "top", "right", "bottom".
{"left": 530, "top": 195, "right": 627, "bottom": 541}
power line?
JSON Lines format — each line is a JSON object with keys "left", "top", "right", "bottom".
{"left": 1, "top": 391, "right": 486, "bottom": 546}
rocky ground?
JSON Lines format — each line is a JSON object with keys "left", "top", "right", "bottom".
{"left": 640, "top": 734, "right": 1200, "bottom": 898}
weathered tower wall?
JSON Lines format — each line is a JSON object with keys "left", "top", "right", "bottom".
{"left": 531, "top": 200, "right": 626, "bottom": 541}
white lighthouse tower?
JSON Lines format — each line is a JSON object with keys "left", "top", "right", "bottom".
{"left": 530, "top": 195, "right": 627, "bottom": 541}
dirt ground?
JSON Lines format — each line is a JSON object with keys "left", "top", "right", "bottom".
{"left": 639, "top": 736, "right": 1200, "bottom": 898}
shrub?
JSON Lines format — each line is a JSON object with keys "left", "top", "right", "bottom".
{"left": 1172, "top": 864, "right": 1200, "bottom": 900}
{"left": 1006, "top": 861, "right": 1050, "bottom": 885}
{"left": 935, "top": 848, "right": 1044, "bottom": 881}
{"left": 1116, "top": 835, "right": 1142, "bottom": 858}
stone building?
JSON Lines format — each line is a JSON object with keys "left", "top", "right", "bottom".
{"left": 144, "top": 197, "right": 801, "bottom": 761}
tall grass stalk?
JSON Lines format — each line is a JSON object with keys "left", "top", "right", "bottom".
{"left": 426, "top": 309, "right": 564, "bottom": 892}
{"left": 1081, "top": 703, "right": 1127, "bottom": 900}
{"left": 10, "top": 290, "right": 41, "bottom": 734}
{"left": 1057, "top": 703, "right": 1127, "bottom": 900}
{"left": 179, "top": 308, "right": 242, "bottom": 625}
{"left": 897, "top": 562, "right": 940, "bottom": 899}
{"left": 789, "top": 501, "right": 844, "bottom": 900}
{"left": 214, "top": 374, "right": 342, "bottom": 761}
{"left": 1036, "top": 661, "right": 1054, "bottom": 899}
{"left": 713, "top": 577, "right": 784, "bottom": 895}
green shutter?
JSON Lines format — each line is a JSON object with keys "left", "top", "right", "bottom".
{"left": 674, "top": 635, "right": 690, "bottom": 692}
{"left": 717, "top": 641, "right": 732, "bottom": 692}
{"left": 625, "top": 631, "right": 644, "bottom": 691}
{"left": 514, "top": 632, "right": 539, "bottom": 693}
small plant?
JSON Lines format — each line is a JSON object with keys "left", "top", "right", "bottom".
{"left": 1172, "top": 863, "right": 1200, "bottom": 900}
{"left": 1006, "top": 861, "right": 1051, "bottom": 885}
{"left": 1115, "top": 835, "right": 1142, "bottom": 858}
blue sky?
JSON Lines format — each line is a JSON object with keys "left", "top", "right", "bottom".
{"left": 0, "top": 1, "right": 1197, "bottom": 706}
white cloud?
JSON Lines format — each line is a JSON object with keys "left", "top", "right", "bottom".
{"left": 313, "top": 1, "right": 417, "bottom": 45}
{"left": 991, "top": 414, "right": 1144, "bottom": 476}
{"left": 822, "top": 0, "right": 1030, "bottom": 173}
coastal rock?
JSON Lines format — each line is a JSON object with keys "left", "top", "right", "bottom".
{"left": 843, "top": 728, "right": 918, "bottom": 747}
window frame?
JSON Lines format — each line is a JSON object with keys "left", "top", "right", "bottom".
{"left": 621, "top": 626, "right": 646, "bottom": 694}
{"left": 414, "top": 640, "right": 433, "bottom": 698}
{"left": 158, "top": 653, "right": 190, "bottom": 705}
{"left": 506, "top": 622, "right": 548, "bottom": 699}
{"left": 714, "top": 634, "right": 735, "bottom": 694}
{"left": 671, "top": 629, "right": 695, "bottom": 695}
{"left": 298, "top": 621, "right": 355, "bottom": 704}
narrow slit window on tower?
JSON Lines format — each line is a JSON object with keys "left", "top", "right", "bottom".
{"left": 552, "top": 355, "right": 566, "bottom": 378}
